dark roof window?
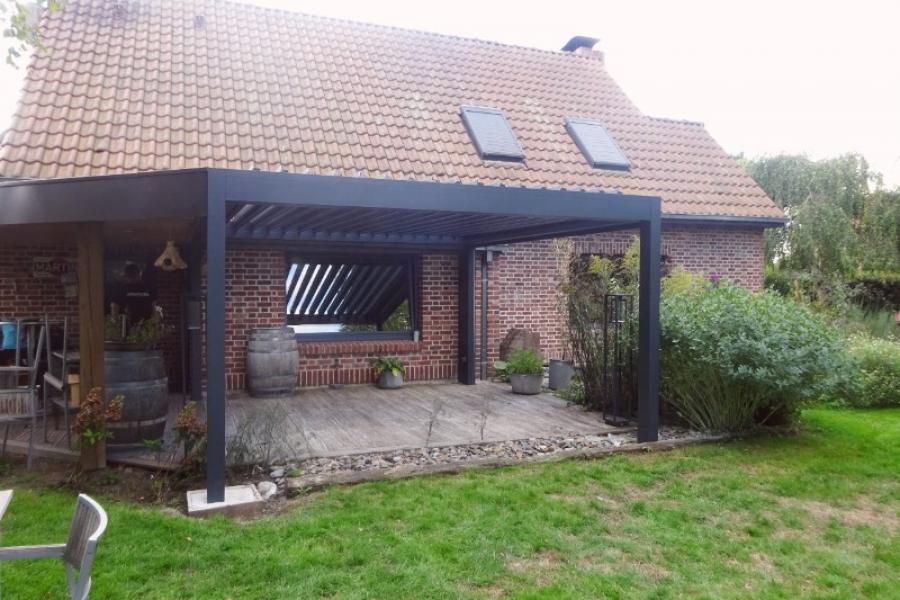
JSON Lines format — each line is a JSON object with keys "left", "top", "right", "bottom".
{"left": 565, "top": 117, "right": 630, "bottom": 170}
{"left": 460, "top": 106, "right": 525, "bottom": 162}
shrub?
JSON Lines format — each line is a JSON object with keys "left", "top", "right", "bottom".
{"left": 564, "top": 242, "right": 640, "bottom": 411}
{"left": 505, "top": 348, "right": 543, "bottom": 375}
{"left": 834, "top": 305, "right": 898, "bottom": 340}
{"left": 661, "top": 281, "right": 845, "bottom": 432}
{"left": 842, "top": 335, "right": 900, "bottom": 407}
{"left": 371, "top": 356, "right": 405, "bottom": 377}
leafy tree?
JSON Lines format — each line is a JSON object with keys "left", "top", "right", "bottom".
{"left": 742, "top": 153, "right": 899, "bottom": 277}
{"left": 1, "top": 0, "right": 63, "bottom": 67}
{"left": 859, "top": 189, "right": 900, "bottom": 272}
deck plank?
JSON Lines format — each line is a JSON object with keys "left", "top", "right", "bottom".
{"left": 4, "top": 383, "right": 625, "bottom": 464}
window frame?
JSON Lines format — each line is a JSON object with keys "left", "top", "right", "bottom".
{"left": 285, "top": 252, "right": 419, "bottom": 342}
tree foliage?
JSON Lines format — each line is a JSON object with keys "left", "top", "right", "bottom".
{"left": 742, "top": 153, "right": 900, "bottom": 277}
{"left": 1, "top": 0, "right": 63, "bottom": 67}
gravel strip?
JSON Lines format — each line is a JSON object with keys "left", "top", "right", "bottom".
{"left": 287, "top": 426, "right": 704, "bottom": 477}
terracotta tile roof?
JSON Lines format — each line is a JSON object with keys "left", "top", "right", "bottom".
{"left": 0, "top": 0, "right": 784, "bottom": 220}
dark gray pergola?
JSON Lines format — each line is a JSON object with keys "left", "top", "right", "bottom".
{"left": 0, "top": 168, "right": 661, "bottom": 503}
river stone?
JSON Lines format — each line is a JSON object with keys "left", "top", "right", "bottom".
{"left": 256, "top": 481, "right": 278, "bottom": 500}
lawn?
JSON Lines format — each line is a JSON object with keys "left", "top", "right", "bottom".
{"left": 1, "top": 409, "right": 898, "bottom": 599}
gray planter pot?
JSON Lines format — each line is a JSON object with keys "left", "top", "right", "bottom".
{"left": 548, "top": 359, "right": 574, "bottom": 390}
{"left": 377, "top": 371, "right": 404, "bottom": 389}
{"left": 510, "top": 373, "right": 542, "bottom": 395}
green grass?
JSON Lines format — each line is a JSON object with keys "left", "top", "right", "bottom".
{"left": 2, "top": 409, "right": 899, "bottom": 599}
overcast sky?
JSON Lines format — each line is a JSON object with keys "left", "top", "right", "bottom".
{"left": 1, "top": 0, "right": 898, "bottom": 186}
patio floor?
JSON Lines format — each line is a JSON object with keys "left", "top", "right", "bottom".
{"left": 227, "top": 381, "right": 625, "bottom": 459}
{"left": 3, "top": 381, "right": 627, "bottom": 466}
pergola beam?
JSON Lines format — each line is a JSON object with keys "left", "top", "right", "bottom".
{"left": 0, "top": 170, "right": 206, "bottom": 226}
{"left": 220, "top": 169, "right": 659, "bottom": 222}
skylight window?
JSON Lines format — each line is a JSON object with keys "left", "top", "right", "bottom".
{"left": 565, "top": 117, "right": 631, "bottom": 171}
{"left": 460, "top": 106, "right": 525, "bottom": 162}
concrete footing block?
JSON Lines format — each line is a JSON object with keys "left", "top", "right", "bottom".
{"left": 186, "top": 484, "right": 263, "bottom": 518}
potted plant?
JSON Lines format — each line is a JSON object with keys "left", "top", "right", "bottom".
{"left": 506, "top": 348, "right": 544, "bottom": 395}
{"left": 103, "top": 304, "right": 170, "bottom": 447}
{"left": 104, "top": 305, "right": 166, "bottom": 351}
{"left": 372, "top": 357, "right": 405, "bottom": 389}
{"left": 73, "top": 387, "right": 123, "bottom": 471}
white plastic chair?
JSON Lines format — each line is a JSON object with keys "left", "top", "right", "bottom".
{"left": 0, "top": 494, "right": 108, "bottom": 600}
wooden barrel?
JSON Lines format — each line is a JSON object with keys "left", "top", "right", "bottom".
{"left": 104, "top": 349, "right": 169, "bottom": 447}
{"left": 247, "top": 327, "right": 298, "bottom": 397}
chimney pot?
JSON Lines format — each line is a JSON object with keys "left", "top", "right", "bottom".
{"left": 561, "top": 36, "right": 600, "bottom": 53}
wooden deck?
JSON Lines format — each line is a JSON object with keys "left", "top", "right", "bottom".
{"left": 227, "top": 381, "right": 623, "bottom": 459}
{"left": 3, "top": 381, "right": 626, "bottom": 466}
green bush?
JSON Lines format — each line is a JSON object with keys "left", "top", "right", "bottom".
{"left": 371, "top": 356, "right": 405, "bottom": 377}
{"left": 505, "top": 348, "right": 543, "bottom": 376}
{"left": 842, "top": 335, "right": 900, "bottom": 407}
{"left": 661, "top": 281, "right": 845, "bottom": 432}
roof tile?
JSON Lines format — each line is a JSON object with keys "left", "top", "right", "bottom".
{"left": 0, "top": 0, "right": 782, "bottom": 219}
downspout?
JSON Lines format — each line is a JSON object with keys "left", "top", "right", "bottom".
{"left": 476, "top": 246, "right": 504, "bottom": 380}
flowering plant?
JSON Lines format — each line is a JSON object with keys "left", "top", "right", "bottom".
{"left": 174, "top": 401, "right": 207, "bottom": 467}
{"left": 74, "top": 387, "right": 124, "bottom": 446}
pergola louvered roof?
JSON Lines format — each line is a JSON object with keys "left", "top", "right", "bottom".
{"left": 226, "top": 203, "right": 588, "bottom": 247}
{"left": 221, "top": 170, "right": 665, "bottom": 249}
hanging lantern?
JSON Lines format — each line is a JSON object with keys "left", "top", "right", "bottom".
{"left": 154, "top": 240, "right": 188, "bottom": 271}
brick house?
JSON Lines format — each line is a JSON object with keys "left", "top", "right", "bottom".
{"left": 0, "top": 0, "right": 784, "bottom": 393}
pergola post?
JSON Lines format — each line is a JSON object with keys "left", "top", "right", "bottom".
{"left": 458, "top": 247, "right": 476, "bottom": 385}
{"left": 637, "top": 214, "right": 662, "bottom": 442}
{"left": 77, "top": 222, "right": 105, "bottom": 404}
{"left": 205, "top": 173, "right": 227, "bottom": 502}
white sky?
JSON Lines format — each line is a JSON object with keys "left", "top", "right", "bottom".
{"left": 1, "top": 0, "right": 898, "bottom": 186}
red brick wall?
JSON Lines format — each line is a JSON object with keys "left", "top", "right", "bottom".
{"left": 214, "top": 248, "right": 461, "bottom": 390}
{"left": 480, "top": 224, "right": 766, "bottom": 366}
{"left": 223, "top": 247, "right": 288, "bottom": 390}
{"left": 295, "top": 254, "right": 459, "bottom": 387}
{"left": 655, "top": 225, "right": 765, "bottom": 289}
{"left": 2, "top": 224, "right": 765, "bottom": 391}
{"left": 0, "top": 246, "right": 78, "bottom": 325}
